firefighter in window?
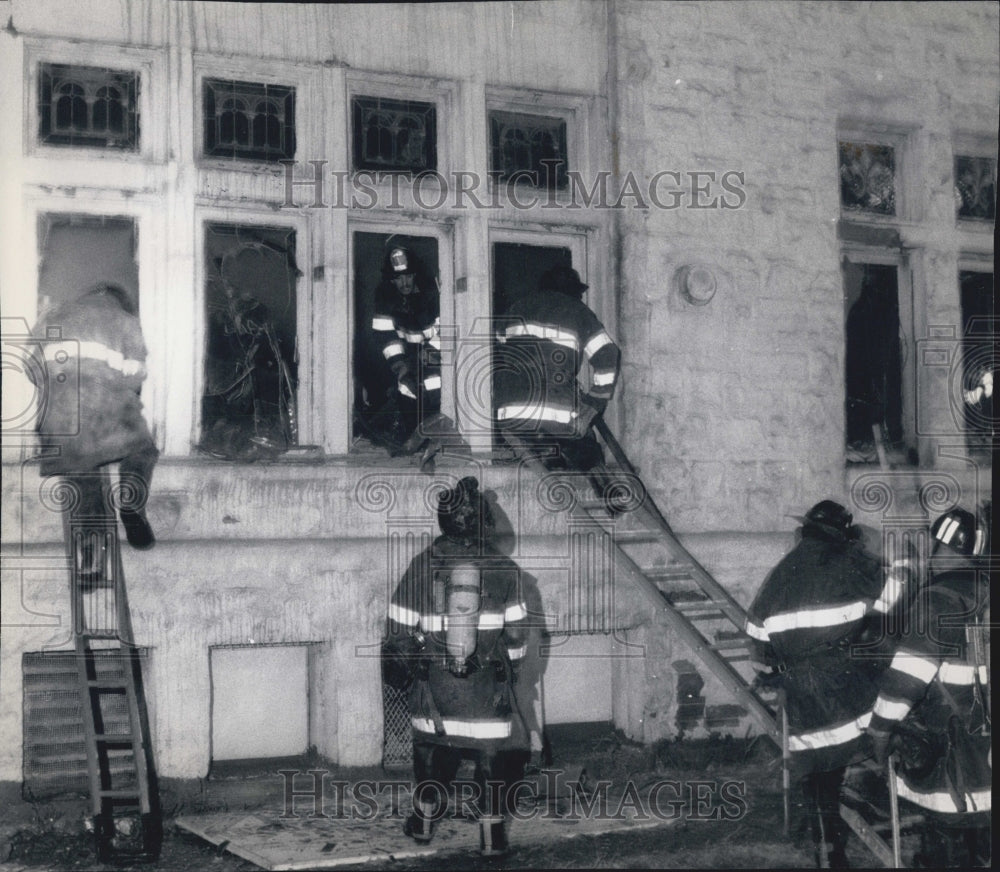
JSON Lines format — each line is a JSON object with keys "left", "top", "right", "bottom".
{"left": 866, "top": 506, "right": 991, "bottom": 868}
{"left": 745, "top": 500, "right": 916, "bottom": 869}
{"left": 368, "top": 244, "right": 443, "bottom": 457}
{"left": 29, "top": 282, "right": 159, "bottom": 580}
{"left": 382, "top": 476, "right": 530, "bottom": 856}
{"left": 493, "top": 264, "right": 622, "bottom": 507}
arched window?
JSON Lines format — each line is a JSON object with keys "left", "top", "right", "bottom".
{"left": 203, "top": 79, "right": 295, "bottom": 161}
{"left": 54, "top": 82, "right": 87, "bottom": 132}
{"left": 39, "top": 63, "right": 138, "bottom": 149}
{"left": 93, "top": 86, "right": 124, "bottom": 134}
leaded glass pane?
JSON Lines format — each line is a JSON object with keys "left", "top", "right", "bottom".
{"left": 955, "top": 156, "right": 997, "bottom": 221}
{"left": 203, "top": 79, "right": 295, "bottom": 162}
{"left": 489, "top": 110, "right": 568, "bottom": 189}
{"left": 351, "top": 96, "right": 437, "bottom": 174}
{"left": 839, "top": 141, "right": 896, "bottom": 216}
{"left": 39, "top": 63, "right": 139, "bottom": 149}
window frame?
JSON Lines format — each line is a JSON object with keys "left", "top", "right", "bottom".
{"left": 344, "top": 70, "right": 458, "bottom": 198}
{"left": 837, "top": 123, "right": 916, "bottom": 225}
{"left": 345, "top": 216, "right": 456, "bottom": 455}
{"left": 24, "top": 38, "right": 166, "bottom": 163}
{"left": 840, "top": 244, "right": 917, "bottom": 464}
{"left": 193, "top": 208, "right": 314, "bottom": 452}
{"left": 953, "top": 132, "right": 998, "bottom": 234}
{"left": 485, "top": 87, "right": 592, "bottom": 208}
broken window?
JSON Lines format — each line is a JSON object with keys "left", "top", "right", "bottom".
{"left": 489, "top": 110, "right": 568, "bottom": 189}
{"left": 38, "top": 63, "right": 139, "bottom": 150}
{"left": 37, "top": 214, "right": 139, "bottom": 314}
{"left": 844, "top": 262, "right": 904, "bottom": 462}
{"left": 351, "top": 96, "right": 437, "bottom": 174}
{"left": 202, "top": 78, "right": 296, "bottom": 162}
{"left": 200, "top": 223, "right": 300, "bottom": 460}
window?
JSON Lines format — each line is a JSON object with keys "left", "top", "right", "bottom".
{"left": 958, "top": 270, "right": 995, "bottom": 456}
{"left": 38, "top": 62, "right": 139, "bottom": 150}
{"left": 351, "top": 95, "right": 437, "bottom": 174}
{"left": 37, "top": 214, "right": 138, "bottom": 314}
{"left": 489, "top": 110, "right": 568, "bottom": 189}
{"left": 202, "top": 78, "right": 296, "bottom": 162}
{"left": 844, "top": 261, "right": 906, "bottom": 463}
{"left": 199, "top": 223, "right": 300, "bottom": 460}
{"left": 955, "top": 155, "right": 997, "bottom": 222}
{"left": 839, "top": 140, "right": 896, "bottom": 217}
{"left": 351, "top": 231, "right": 440, "bottom": 451}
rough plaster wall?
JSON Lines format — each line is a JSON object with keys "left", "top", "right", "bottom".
{"left": 614, "top": 0, "right": 998, "bottom": 533}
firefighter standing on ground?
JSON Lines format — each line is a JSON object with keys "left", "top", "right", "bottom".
{"left": 866, "top": 507, "right": 991, "bottom": 868}
{"left": 493, "top": 264, "right": 621, "bottom": 497}
{"left": 29, "top": 282, "right": 158, "bottom": 570}
{"left": 382, "top": 476, "right": 530, "bottom": 856}
{"left": 745, "top": 499, "right": 916, "bottom": 868}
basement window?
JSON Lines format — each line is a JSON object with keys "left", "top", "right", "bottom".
{"left": 38, "top": 63, "right": 139, "bottom": 150}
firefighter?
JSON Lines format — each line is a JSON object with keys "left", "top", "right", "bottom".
{"left": 370, "top": 244, "right": 442, "bottom": 454}
{"left": 382, "top": 476, "right": 529, "bottom": 856}
{"left": 493, "top": 264, "right": 621, "bottom": 502}
{"left": 866, "top": 507, "right": 991, "bottom": 868}
{"left": 745, "top": 499, "right": 916, "bottom": 868}
{"left": 29, "top": 282, "right": 158, "bottom": 574}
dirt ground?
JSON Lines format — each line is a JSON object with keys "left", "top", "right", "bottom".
{"left": 2, "top": 733, "right": 893, "bottom": 871}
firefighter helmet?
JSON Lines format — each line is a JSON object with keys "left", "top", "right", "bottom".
{"left": 385, "top": 245, "right": 417, "bottom": 277}
{"left": 930, "top": 508, "right": 985, "bottom": 556}
{"left": 798, "top": 499, "right": 855, "bottom": 543}
{"left": 540, "top": 264, "right": 588, "bottom": 298}
{"left": 437, "top": 476, "right": 495, "bottom": 544}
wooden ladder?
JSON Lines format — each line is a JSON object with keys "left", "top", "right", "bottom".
{"left": 506, "top": 420, "right": 781, "bottom": 746}
{"left": 65, "top": 470, "right": 162, "bottom": 863}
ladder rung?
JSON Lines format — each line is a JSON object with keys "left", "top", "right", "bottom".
{"left": 611, "top": 531, "right": 660, "bottom": 544}
{"left": 645, "top": 567, "right": 697, "bottom": 583}
{"left": 98, "top": 789, "right": 142, "bottom": 800}
{"left": 710, "top": 637, "right": 749, "bottom": 650}
{"left": 94, "top": 734, "right": 137, "bottom": 745}
{"left": 87, "top": 680, "right": 128, "bottom": 690}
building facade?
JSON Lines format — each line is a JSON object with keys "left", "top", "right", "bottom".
{"left": 1, "top": 1, "right": 995, "bottom": 789}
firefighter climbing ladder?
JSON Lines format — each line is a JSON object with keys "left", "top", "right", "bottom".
{"left": 505, "top": 420, "right": 781, "bottom": 746}
{"left": 64, "top": 469, "right": 162, "bottom": 862}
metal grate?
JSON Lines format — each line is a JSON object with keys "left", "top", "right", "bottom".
{"left": 22, "top": 651, "right": 142, "bottom": 800}
{"left": 381, "top": 683, "right": 412, "bottom": 769}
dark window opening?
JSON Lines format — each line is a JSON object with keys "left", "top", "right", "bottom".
{"left": 489, "top": 110, "right": 568, "bottom": 190}
{"left": 491, "top": 242, "right": 574, "bottom": 456}
{"left": 351, "top": 232, "right": 440, "bottom": 452}
{"left": 839, "top": 141, "right": 896, "bottom": 216}
{"left": 203, "top": 79, "right": 296, "bottom": 162}
{"left": 39, "top": 63, "right": 139, "bottom": 150}
{"left": 959, "top": 271, "right": 995, "bottom": 456}
{"left": 955, "top": 156, "right": 997, "bottom": 222}
{"left": 844, "top": 262, "right": 904, "bottom": 462}
{"left": 351, "top": 96, "right": 437, "bottom": 174}
{"left": 200, "top": 223, "right": 300, "bottom": 460}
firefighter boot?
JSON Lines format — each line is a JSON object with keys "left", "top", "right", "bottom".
{"left": 403, "top": 797, "right": 436, "bottom": 844}
{"left": 479, "top": 814, "right": 508, "bottom": 857}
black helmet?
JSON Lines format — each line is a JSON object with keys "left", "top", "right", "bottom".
{"left": 437, "top": 476, "right": 495, "bottom": 544}
{"left": 540, "top": 264, "right": 588, "bottom": 298}
{"left": 384, "top": 245, "right": 417, "bottom": 277}
{"left": 930, "top": 508, "right": 985, "bottom": 556}
{"left": 798, "top": 499, "right": 855, "bottom": 542}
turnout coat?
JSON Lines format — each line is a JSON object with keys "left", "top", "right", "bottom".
{"left": 30, "top": 288, "right": 155, "bottom": 476}
{"left": 869, "top": 562, "right": 991, "bottom": 822}
{"left": 494, "top": 288, "right": 620, "bottom": 437}
{"left": 746, "top": 529, "right": 914, "bottom": 774}
{"left": 385, "top": 535, "right": 529, "bottom": 752}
